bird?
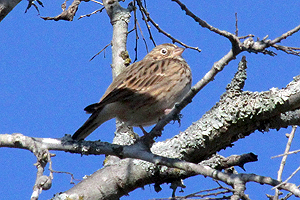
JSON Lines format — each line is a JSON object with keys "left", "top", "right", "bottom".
{"left": 72, "top": 43, "right": 192, "bottom": 140}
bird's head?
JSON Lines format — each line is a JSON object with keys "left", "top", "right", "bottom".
{"left": 143, "top": 43, "right": 185, "bottom": 61}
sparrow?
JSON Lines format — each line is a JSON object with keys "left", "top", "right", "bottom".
{"left": 72, "top": 43, "right": 192, "bottom": 140}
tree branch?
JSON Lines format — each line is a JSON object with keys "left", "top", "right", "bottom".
{"left": 41, "top": 0, "right": 83, "bottom": 21}
{"left": 137, "top": 0, "right": 201, "bottom": 52}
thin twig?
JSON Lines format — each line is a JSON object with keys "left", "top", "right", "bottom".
{"left": 273, "top": 126, "right": 298, "bottom": 191}
{"left": 272, "top": 44, "right": 300, "bottom": 56}
{"left": 235, "top": 13, "right": 238, "bottom": 36}
{"left": 277, "top": 127, "right": 297, "bottom": 180}
{"left": 78, "top": 7, "right": 105, "bottom": 20}
{"left": 133, "top": 0, "right": 139, "bottom": 62}
{"left": 238, "top": 34, "right": 255, "bottom": 40}
{"left": 136, "top": 0, "right": 156, "bottom": 46}
{"left": 183, "top": 186, "right": 232, "bottom": 199}
{"left": 171, "top": 0, "right": 240, "bottom": 45}
{"left": 270, "top": 24, "right": 300, "bottom": 45}
{"left": 137, "top": 0, "right": 201, "bottom": 52}
{"left": 131, "top": 0, "right": 149, "bottom": 62}
{"left": 273, "top": 165, "right": 300, "bottom": 190}
{"left": 90, "top": 43, "right": 111, "bottom": 61}
{"left": 50, "top": 170, "right": 81, "bottom": 184}
{"left": 90, "top": 0, "right": 103, "bottom": 5}
{"left": 47, "top": 151, "right": 54, "bottom": 181}
{"left": 137, "top": 20, "right": 149, "bottom": 53}
{"left": 274, "top": 127, "right": 297, "bottom": 198}
{"left": 172, "top": 0, "right": 300, "bottom": 57}
{"left": 271, "top": 149, "right": 300, "bottom": 159}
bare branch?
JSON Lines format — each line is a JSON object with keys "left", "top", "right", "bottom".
{"left": 277, "top": 126, "right": 297, "bottom": 181}
{"left": 171, "top": 0, "right": 240, "bottom": 45}
{"left": 272, "top": 148, "right": 300, "bottom": 159}
{"left": 68, "top": 139, "right": 300, "bottom": 198}
{"left": 172, "top": 0, "right": 300, "bottom": 58}
{"left": 270, "top": 25, "right": 300, "bottom": 45}
{"left": 221, "top": 153, "right": 258, "bottom": 171}
{"left": 272, "top": 44, "right": 300, "bottom": 56}
{"left": 137, "top": 0, "right": 201, "bottom": 52}
{"left": 102, "top": 0, "right": 130, "bottom": 77}
{"left": 132, "top": 0, "right": 139, "bottom": 62}
{"left": 41, "top": 0, "right": 82, "bottom": 21}
{"left": 50, "top": 170, "right": 81, "bottom": 185}
{"left": 90, "top": 0, "right": 103, "bottom": 5}
{"left": 89, "top": 43, "right": 111, "bottom": 61}
{"left": 134, "top": 20, "right": 150, "bottom": 61}
{"left": 235, "top": 13, "right": 238, "bottom": 36}
{"left": 130, "top": 1, "right": 150, "bottom": 62}
{"left": 2, "top": 132, "right": 300, "bottom": 198}
{"left": 136, "top": 20, "right": 149, "bottom": 52}
{"left": 78, "top": 7, "right": 105, "bottom": 20}
{"left": 31, "top": 147, "right": 53, "bottom": 199}
{"left": 273, "top": 126, "right": 299, "bottom": 193}
{"left": 273, "top": 166, "right": 300, "bottom": 191}
{"left": 243, "top": 26, "right": 300, "bottom": 56}
{"left": 182, "top": 186, "right": 232, "bottom": 199}
{"left": 136, "top": 0, "right": 156, "bottom": 46}
{"left": 238, "top": 34, "right": 255, "bottom": 40}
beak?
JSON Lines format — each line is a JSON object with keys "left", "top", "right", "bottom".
{"left": 173, "top": 47, "right": 185, "bottom": 57}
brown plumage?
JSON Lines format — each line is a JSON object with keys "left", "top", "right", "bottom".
{"left": 72, "top": 43, "right": 192, "bottom": 140}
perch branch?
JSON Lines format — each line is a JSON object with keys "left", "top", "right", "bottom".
{"left": 1, "top": 133, "right": 300, "bottom": 197}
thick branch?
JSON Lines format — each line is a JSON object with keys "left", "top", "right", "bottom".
{"left": 62, "top": 145, "right": 300, "bottom": 199}
{"left": 103, "top": 0, "right": 130, "bottom": 78}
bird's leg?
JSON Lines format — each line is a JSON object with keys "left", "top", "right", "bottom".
{"left": 164, "top": 107, "right": 182, "bottom": 126}
{"left": 139, "top": 125, "right": 149, "bottom": 136}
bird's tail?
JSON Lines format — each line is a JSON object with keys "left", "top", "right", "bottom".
{"left": 72, "top": 110, "right": 103, "bottom": 140}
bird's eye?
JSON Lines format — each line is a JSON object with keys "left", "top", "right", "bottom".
{"left": 161, "top": 48, "right": 168, "bottom": 55}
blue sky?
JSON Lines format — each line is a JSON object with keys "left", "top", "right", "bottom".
{"left": 1, "top": 1, "right": 300, "bottom": 199}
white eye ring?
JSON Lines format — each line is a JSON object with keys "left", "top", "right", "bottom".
{"left": 161, "top": 48, "right": 167, "bottom": 55}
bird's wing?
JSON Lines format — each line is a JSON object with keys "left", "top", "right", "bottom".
{"left": 85, "top": 59, "right": 183, "bottom": 113}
